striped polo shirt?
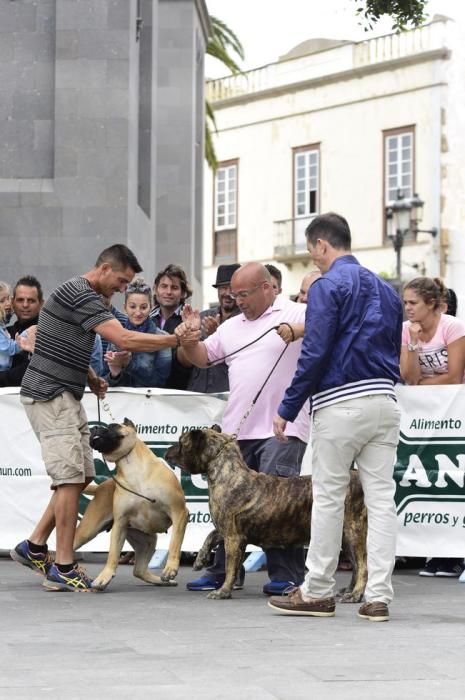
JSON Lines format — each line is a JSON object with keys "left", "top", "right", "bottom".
{"left": 21, "top": 277, "right": 113, "bottom": 401}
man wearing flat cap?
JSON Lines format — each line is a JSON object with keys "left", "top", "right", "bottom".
{"left": 187, "top": 264, "right": 240, "bottom": 393}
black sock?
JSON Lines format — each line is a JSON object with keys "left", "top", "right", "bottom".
{"left": 56, "top": 562, "right": 75, "bottom": 573}
{"left": 27, "top": 540, "right": 47, "bottom": 555}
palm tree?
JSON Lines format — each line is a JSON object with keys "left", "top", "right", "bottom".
{"left": 205, "top": 16, "right": 244, "bottom": 170}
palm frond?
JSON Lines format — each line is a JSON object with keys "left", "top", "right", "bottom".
{"left": 208, "top": 16, "right": 244, "bottom": 64}
{"left": 205, "top": 15, "right": 244, "bottom": 168}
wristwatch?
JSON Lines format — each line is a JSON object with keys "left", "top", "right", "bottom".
{"left": 407, "top": 342, "right": 419, "bottom": 352}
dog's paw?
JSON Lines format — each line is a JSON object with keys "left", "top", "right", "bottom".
{"left": 207, "top": 588, "right": 232, "bottom": 600}
{"left": 161, "top": 566, "right": 178, "bottom": 581}
{"left": 91, "top": 571, "right": 115, "bottom": 591}
{"left": 137, "top": 571, "right": 178, "bottom": 586}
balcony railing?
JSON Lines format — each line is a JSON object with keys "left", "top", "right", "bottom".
{"left": 206, "top": 19, "right": 448, "bottom": 104}
{"left": 273, "top": 216, "right": 315, "bottom": 260}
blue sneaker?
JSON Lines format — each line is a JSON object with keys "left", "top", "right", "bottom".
{"left": 186, "top": 575, "right": 223, "bottom": 591}
{"left": 186, "top": 571, "right": 245, "bottom": 591}
{"left": 43, "top": 563, "right": 94, "bottom": 592}
{"left": 10, "top": 540, "right": 53, "bottom": 577}
{"left": 262, "top": 580, "right": 298, "bottom": 596}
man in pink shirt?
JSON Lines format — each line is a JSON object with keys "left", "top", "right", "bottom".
{"left": 178, "top": 262, "right": 311, "bottom": 595}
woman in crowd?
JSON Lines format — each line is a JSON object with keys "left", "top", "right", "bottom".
{"left": 401, "top": 277, "right": 465, "bottom": 577}
{"left": 0, "top": 281, "right": 32, "bottom": 371}
{"left": 105, "top": 279, "right": 171, "bottom": 388}
{"left": 0, "top": 282, "right": 12, "bottom": 325}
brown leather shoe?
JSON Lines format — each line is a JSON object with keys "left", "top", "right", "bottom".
{"left": 358, "top": 601, "right": 389, "bottom": 622}
{"left": 268, "top": 587, "right": 336, "bottom": 617}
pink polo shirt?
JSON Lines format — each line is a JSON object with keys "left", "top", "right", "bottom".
{"left": 204, "top": 296, "right": 310, "bottom": 442}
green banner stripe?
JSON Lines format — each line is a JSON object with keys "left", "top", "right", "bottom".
{"left": 396, "top": 494, "right": 465, "bottom": 515}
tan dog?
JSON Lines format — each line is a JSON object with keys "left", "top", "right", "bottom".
{"left": 74, "top": 418, "right": 189, "bottom": 591}
{"left": 166, "top": 427, "right": 368, "bottom": 600}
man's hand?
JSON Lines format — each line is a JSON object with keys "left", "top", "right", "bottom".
{"left": 88, "top": 374, "right": 108, "bottom": 398}
{"left": 276, "top": 323, "right": 295, "bottom": 345}
{"left": 16, "top": 325, "right": 37, "bottom": 354}
{"left": 175, "top": 326, "right": 201, "bottom": 347}
{"left": 276, "top": 323, "right": 304, "bottom": 343}
{"left": 181, "top": 304, "right": 201, "bottom": 331}
{"left": 273, "top": 414, "right": 288, "bottom": 443}
{"left": 202, "top": 314, "right": 220, "bottom": 337}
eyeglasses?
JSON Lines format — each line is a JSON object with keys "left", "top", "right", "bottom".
{"left": 229, "top": 282, "right": 265, "bottom": 300}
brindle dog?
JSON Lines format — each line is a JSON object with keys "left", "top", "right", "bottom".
{"left": 165, "top": 426, "right": 368, "bottom": 600}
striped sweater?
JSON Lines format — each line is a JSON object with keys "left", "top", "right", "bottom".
{"left": 21, "top": 277, "right": 113, "bottom": 401}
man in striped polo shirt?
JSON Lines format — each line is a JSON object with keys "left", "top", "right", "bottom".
{"left": 11, "top": 244, "right": 198, "bottom": 592}
{"left": 270, "top": 213, "right": 403, "bottom": 622}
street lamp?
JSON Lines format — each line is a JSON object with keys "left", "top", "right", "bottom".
{"left": 385, "top": 189, "right": 438, "bottom": 281}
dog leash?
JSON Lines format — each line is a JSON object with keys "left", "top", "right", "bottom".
{"left": 206, "top": 323, "right": 294, "bottom": 366}
{"left": 95, "top": 397, "right": 156, "bottom": 504}
{"left": 224, "top": 323, "right": 295, "bottom": 437}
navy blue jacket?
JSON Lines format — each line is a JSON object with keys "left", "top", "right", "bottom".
{"left": 278, "top": 255, "right": 403, "bottom": 421}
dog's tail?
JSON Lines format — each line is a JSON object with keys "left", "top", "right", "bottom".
{"left": 83, "top": 483, "right": 99, "bottom": 496}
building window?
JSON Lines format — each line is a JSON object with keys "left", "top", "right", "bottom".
{"left": 213, "top": 160, "right": 237, "bottom": 263}
{"left": 293, "top": 145, "right": 320, "bottom": 252}
{"left": 384, "top": 128, "right": 414, "bottom": 204}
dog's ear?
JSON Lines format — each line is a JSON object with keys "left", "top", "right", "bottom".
{"left": 188, "top": 429, "right": 207, "bottom": 452}
{"left": 123, "top": 417, "right": 136, "bottom": 431}
{"left": 210, "top": 424, "right": 222, "bottom": 433}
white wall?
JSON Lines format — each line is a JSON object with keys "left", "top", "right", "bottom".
{"left": 203, "top": 19, "right": 457, "bottom": 302}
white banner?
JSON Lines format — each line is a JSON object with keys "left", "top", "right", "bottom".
{"left": 0, "top": 388, "right": 226, "bottom": 552}
{"left": 2, "top": 385, "right": 465, "bottom": 556}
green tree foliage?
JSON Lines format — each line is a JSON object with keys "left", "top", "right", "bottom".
{"left": 354, "top": 0, "right": 428, "bottom": 31}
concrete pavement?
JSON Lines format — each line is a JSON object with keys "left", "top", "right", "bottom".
{"left": 1, "top": 555, "right": 465, "bottom": 700}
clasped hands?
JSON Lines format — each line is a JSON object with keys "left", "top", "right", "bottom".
{"left": 175, "top": 305, "right": 202, "bottom": 346}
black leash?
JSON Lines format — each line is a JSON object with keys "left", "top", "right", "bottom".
{"left": 206, "top": 323, "right": 294, "bottom": 365}
{"left": 206, "top": 321, "right": 295, "bottom": 437}
{"left": 96, "top": 399, "right": 156, "bottom": 504}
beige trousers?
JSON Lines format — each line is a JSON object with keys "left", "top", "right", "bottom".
{"left": 302, "top": 394, "right": 401, "bottom": 604}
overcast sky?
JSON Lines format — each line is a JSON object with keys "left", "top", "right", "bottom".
{"left": 205, "top": 0, "right": 464, "bottom": 78}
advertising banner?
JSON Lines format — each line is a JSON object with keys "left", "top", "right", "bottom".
{"left": 1, "top": 385, "right": 465, "bottom": 556}
{"left": 0, "top": 388, "right": 226, "bottom": 552}
{"left": 394, "top": 385, "right": 465, "bottom": 556}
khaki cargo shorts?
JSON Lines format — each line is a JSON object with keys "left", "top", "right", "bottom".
{"left": 21, "top": 391, "right": 95, "bottom": 487}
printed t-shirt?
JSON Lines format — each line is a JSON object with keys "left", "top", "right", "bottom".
{"left": 402, "top": 314, "right": 465, "bottom": 381}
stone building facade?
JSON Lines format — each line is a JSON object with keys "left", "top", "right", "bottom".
{"left": 0, "top": 0, "right": 210, "bottom": 300}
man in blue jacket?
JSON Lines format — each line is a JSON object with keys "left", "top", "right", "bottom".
{"left": 269, "top": 212, "right": 403, "bottom": 622}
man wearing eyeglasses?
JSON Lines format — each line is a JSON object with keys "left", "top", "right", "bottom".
{"left": 177, "top": 262, "right": 310, "bottom": 595}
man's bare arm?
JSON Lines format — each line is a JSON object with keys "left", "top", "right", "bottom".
{"left": 177, "top": 343, "right": 209, "bottom": 368}
{"left": 176, "top": 318, "right": 210, "bottom": 367}
{"left": 94, "top": 318, "right": 199, "bottom": 352}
